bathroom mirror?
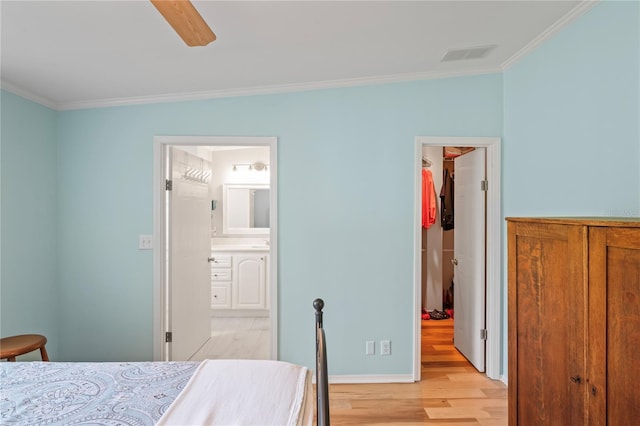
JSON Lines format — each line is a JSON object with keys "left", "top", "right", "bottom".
{"left": 222, "top": 184, "right": 270, "bottom": 235}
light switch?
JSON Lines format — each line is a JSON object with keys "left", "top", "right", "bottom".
{"left": 365, "top": 340, "right": 375, "bottom": 355}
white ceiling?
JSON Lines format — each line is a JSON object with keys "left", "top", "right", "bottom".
{"left": 1, "top": 1, "right": 591, "bottom": 110}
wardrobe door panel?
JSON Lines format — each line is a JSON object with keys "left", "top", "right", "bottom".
{"left": 590, "top": 227, "right": 640, "bottom": 425}
{"left": 508, "top": 221, "right": 587, "bottom": 426}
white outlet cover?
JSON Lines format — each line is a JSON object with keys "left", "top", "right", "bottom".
{"left": 139, "top": 234, "right": 153, "bottom": 250}
{"left": 380, "top": 340, "right": 391, "bottom": 356}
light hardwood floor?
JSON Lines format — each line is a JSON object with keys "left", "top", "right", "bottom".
{"left": 326, "top": 319, "right": 507, "bottom": 425}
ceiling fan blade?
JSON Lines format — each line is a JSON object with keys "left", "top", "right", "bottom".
{"left": 150, "top": 0, "right": 216, "bottom": 47}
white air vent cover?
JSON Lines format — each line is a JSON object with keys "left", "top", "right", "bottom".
{"left": 441, "top": 45, "right": 497, "bottom": 62}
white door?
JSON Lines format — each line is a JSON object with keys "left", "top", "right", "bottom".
{"left": 168, "top": 147, "right": 212, "bottom": 361}
{"left": 453, "top": 148, "right": 486, "bottom": 372}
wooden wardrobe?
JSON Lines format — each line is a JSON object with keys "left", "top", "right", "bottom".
{"left": 507, "top": 217, "right": 640, "bottom": 425}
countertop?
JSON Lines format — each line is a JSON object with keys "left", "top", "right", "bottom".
{"left": 211, "top": 245, "right": 269, "bottom": 252}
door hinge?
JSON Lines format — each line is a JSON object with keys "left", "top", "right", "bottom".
{"left": 480, "top": 180, "right": 488, "bottom": 192}
{"left": 165, "top": 179, "right": 173, "bottom": 191}
{"left": 165, "top": 332, "right": 173, "bottom": 343}
{"left": 480, "top": 329, "right": 487, "bottom": 340}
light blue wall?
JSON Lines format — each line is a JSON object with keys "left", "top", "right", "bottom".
{"left": 504, "top": 1, "right": 639, "bottom": 217}
{"left": 56, "top": 75, "right": 503, "bottom": 373}
{"left": 0, "top": 91, "right": 59, "bottom": 359}
{"left": 503, "top": 0, "right": 640, "bottom": 373}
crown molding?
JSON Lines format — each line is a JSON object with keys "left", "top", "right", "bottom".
{"left": 57, "top": 67, "right": 502, "bottom": 111}
{"left": 501, "top": 0, "right": 600, "bottom": 70}
{"left": 1, "top": 80, "right": 59, "bottom": 110}
{"left": 3, "top": 67, "right": 501, "bottom": 112}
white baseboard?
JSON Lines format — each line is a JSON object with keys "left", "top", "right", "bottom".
{"left": 313, "top": 372, "right": 506, "bottom": 385}
{"left": 500, "top": 375, "right": 508, "bottom": 385}
{"left": 312, "top": 374, "right": 415, "bottom": 384}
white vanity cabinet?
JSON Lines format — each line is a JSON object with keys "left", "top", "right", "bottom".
{"left": 210, "top": 250, "right": 268, "bottom": 310}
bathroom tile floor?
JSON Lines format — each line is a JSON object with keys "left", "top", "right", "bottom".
{"left": 189, "top": 316, "right": 270, "bottom": 361}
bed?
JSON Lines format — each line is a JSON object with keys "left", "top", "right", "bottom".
{"left": 0, "top": 299, "right": 330, "bottom": 426}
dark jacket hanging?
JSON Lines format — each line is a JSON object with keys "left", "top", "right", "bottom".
{"left": 440, "top": 169, "right": 454, "bottom": 230}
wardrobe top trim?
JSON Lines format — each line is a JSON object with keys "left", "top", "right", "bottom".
{"left": 506, "top": 217, "right": 640, "bottom": 227}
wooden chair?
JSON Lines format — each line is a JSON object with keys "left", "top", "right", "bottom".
{"left": 0, "top": 334, "right": 49, "bottom": 361}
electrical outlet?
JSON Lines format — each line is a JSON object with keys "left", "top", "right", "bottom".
{"left": 380, "top": 340, "right": 391, "bottom": 356}
{"left": 365, "top": 340, "right": 375, "bottom": 355}
{"left": 139, "top": 235, "right": 153, "bottom": 250}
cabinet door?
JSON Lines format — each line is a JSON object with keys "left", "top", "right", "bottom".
{"left": 588, "top": 227, "right": 640, "bottom": 425}
{"left": 232, "top": 254, "right": 266, "bottom": 309}
{"left": 508, "top": 221, "right": 588, "bottom": 426}
{"left": 211, "top": 283, "right": 231, "bottom": 308}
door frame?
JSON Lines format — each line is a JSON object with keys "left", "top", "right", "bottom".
{"left": 413, "top": 136, "right": 501, "bottom": 381}
{"left": 152, "top": 136, "right": 278, "bottom": 361}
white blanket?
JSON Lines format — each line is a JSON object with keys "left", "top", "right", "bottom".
{"left": 157, "top": 359, "right": 313, "bottom": 426}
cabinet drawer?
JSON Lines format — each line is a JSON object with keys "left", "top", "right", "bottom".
{"left": 211, "top": 284, "right": 231, "bottom": 308}
{"left": 211, "top": 269, "right": 231, "bottom": 281}
{"left": 209, "top": 255, "right": 231, "bottom": 268}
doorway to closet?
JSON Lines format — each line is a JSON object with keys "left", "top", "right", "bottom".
{"left": 151, "top": 136, "right": 278, "bottom": 363}
{"left": 413, "top": 137, "right": 501, "bottom": 382}
{"left": 421, "top": 145, "right": 486, "bottom": 373}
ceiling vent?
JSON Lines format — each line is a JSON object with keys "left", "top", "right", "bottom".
{"left": 441, "top": 45, "right": 497, "bottom": 62}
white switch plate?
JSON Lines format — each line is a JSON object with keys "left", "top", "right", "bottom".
{"left": 365, "top": 340, "right": 375, "bottom": 355}
{"left": 139, "top": 235, "right": 153, "bottom": 250}
{"left": 380, "top": 340, "right": 391, "bottom": 356}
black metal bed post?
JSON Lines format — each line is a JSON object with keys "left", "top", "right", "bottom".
{"left": 314, "top": 298, "right": 330, "bottom": 426}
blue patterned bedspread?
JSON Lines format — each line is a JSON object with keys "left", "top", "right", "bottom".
{"left": 0, "top": 362, "right": 199, "bottom": 425}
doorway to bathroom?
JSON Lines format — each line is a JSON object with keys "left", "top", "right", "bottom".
{"left": 152, "top": 136, "right": 278, "bottom": 362}
{"left": 413, "top": 136, "right": 501, "bottom": 381}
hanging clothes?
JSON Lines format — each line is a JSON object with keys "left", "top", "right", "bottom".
{"left": 422, "top": 168, "right": 437, "bottom": 229}
{"left": 440, "top": 169, "right": 454, "bottom": 230}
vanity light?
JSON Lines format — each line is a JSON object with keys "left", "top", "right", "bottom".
{"left": 253, "top": 161, "right": 267, "bottom": 171}
{"left": 231, "top": 162, "right": 269, "bottom": 172}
